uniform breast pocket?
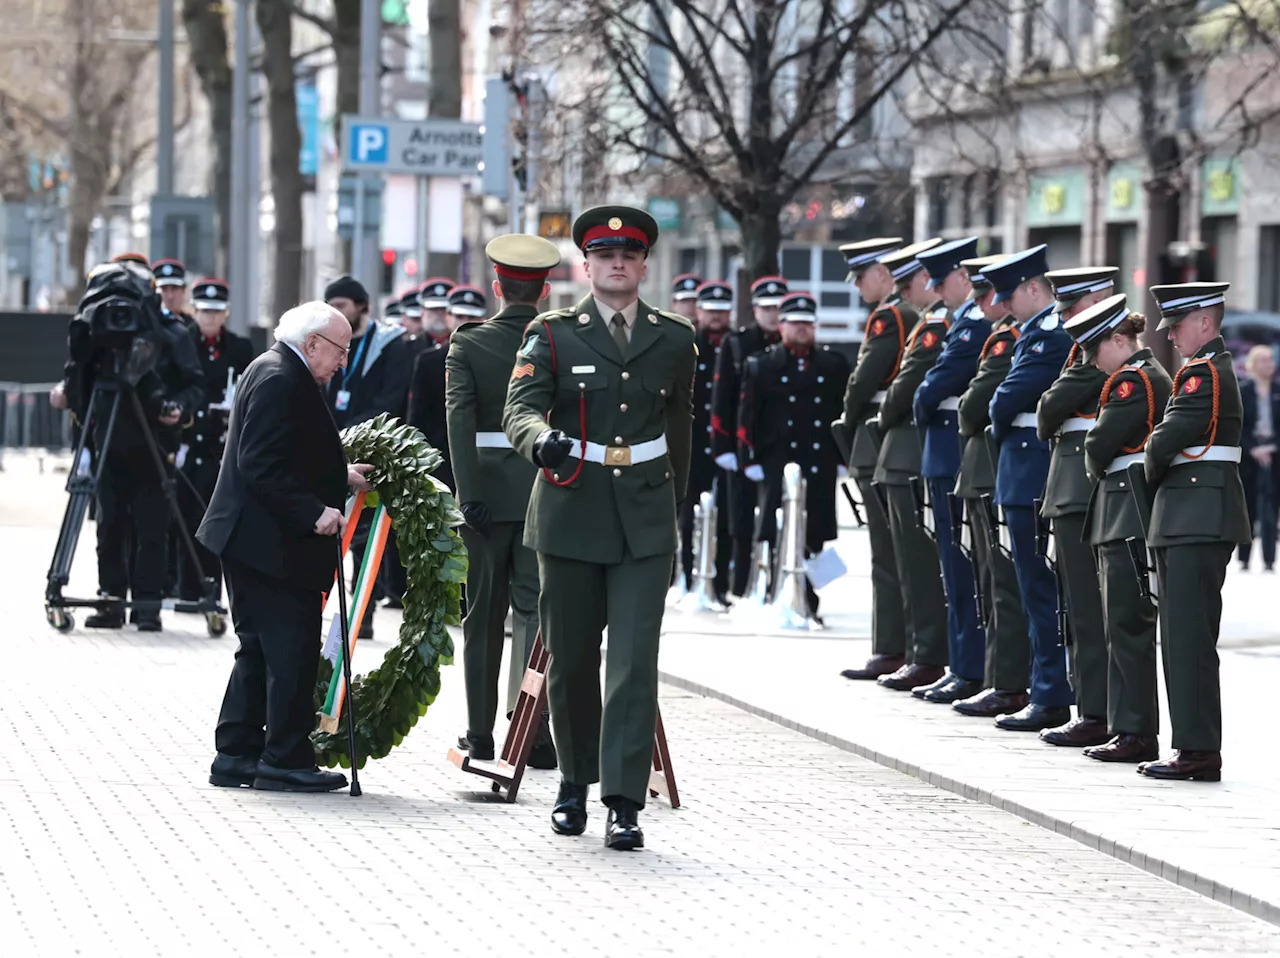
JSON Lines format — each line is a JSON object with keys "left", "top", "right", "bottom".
{"left": 558, "top": 371, "right": 609, "bottom": 393}
{"left": 644, "top": 375, "right": 673, "bottom": 401}
{"left": 1154, "top": 469, "right": 1224, "bottom": 537}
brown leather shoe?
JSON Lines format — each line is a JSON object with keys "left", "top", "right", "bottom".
{"left": 1138, "top": 749, "right": 1222, "bottom": 782}
{"left": 1039, "top": 715, "right": 1110, "bottom": 747}
{"left": 1085, "top": 734, "right": 1159, "bottom": 763}
{"left": 952, "top": 688, "right": 1028, "bottom": 717}
{"left": 878, "top": 663, "right": 945, "bottom": 691}
{"left": 840, "top": 654, "right": 905, "bottom": 681}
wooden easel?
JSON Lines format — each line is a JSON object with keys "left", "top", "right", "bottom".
{"left": 448, "top": 631, "right": 681, "bottom": 808}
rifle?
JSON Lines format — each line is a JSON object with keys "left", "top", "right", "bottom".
{"left": 1033, "top": 496, "right": 1071, "bottom": 650}
{"left": 911, "top": 475, "right": 935, "bottom": 542}
{"left": 1124, "top": 461, "right": 1159, "bottom": 605}
{"left": 840, "top": 481, "right": 865, "bottom": 527}
{"left": 952, "top": 493, "right": 990, "bottom": 630}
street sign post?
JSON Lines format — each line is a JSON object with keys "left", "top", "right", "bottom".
{"left": 341, "top": 116, "right": 484, "bottom": 176}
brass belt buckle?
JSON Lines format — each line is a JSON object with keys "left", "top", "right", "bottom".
{"left": 605, "top": 445, "right": 632, "bottom": 466}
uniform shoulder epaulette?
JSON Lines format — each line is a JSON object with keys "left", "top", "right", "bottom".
{"left": 929, "top": 307, "right": 948, "bottom": 320}
{"left": 653, "top": 308, "right": 694, "bottom": 331}
{"left": 451, "top": 320, "right": 484, "bottom": 339}
{"left": 967, "top": 304, "right": 985, "bottom": 321}
{"left": 536, "top": 306, "right": 576, "bottom": 323}
{"left": 1040, "top": 313, "right": 1061, "bottom": 332}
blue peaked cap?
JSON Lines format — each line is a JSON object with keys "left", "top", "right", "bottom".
{"left": 986, "top": 245, "right": 1050, "bottom": 303}
{"left": 918, "top": 237, "right": 979, "bottom": 289}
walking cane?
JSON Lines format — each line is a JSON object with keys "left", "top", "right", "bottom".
{"left": 334, "top": 539, "right": 362, "bottom": 797}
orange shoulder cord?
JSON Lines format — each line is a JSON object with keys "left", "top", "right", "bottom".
{"left": 538, "top": 320, "right": 588, "bottom": 487}
{"left": 1170, "top": 358, "right": 1221, "bottom": 459}
{"left": 903, "top": 314, "right": 952, "bottom": 354}
{"left": 882, "top": 304, "right": 907, "bottom": 382}
{"left": 978, "top": 326, "right": 1020, "bottom": 364}
{"left": 1098, "top": 365, "right": 1156, "bottom": 453}
{"left": 1066, "top": 342, "right": 1081, "bottom": 368}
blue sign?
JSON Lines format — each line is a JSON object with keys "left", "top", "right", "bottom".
{"left": 296, "top": 77, "right": 319, "bottom": 177}
{"left": 349, "top": 123, "right": 389, "bottom": 165}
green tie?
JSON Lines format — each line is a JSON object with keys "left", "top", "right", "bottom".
{"left": 610, "top": 313, "right": 629, "bottom": 357}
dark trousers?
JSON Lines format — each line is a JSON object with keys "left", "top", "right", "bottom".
{"left": 1097, "top": 541, "right": 1159, "bottom": 736}
{"left": 856, "top": 474, "right": 905, "bottom": 656}
{"left": 1004, "top": 506, "right": 1073, "bottom": 708}
{"left": 726, "top": 471, "right": 756, "bottom": 596}
{"left": 538, "top": 548, "right": 669, "bottom": 807}
{"left": 97, "top": 446, "right": 168, "bottom": 601}
{"left": 1155, "top": 542, "right": 1232, "bottom": 751}
{"left": 678, "top": 484, "right": 731, "bottom": 597}
{"left": 460, "top": 522, "right": 540, "bottom": 737}
{"left": 176, "top": 465, "right": 222, "bottom": 601}
{"left": 1053, "top": 513, "right": 1107, "bottom": 719}
{"left": 215, "top": 558, "right": 322, "bottom": 769}
{"left": 969, "top": 497, "right": 1030, "bottom": 691}
{"left": 929, "top": 478, "right": 983, "bottom": 681}
{"left": 1238, "top": 457, "right": 1277, "bottom": 568}
{"left": 885, "top": 482, "right": 948, "bottom": 666}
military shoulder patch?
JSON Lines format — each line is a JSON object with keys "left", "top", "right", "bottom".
{"left": 992, "top": 339, "right": 1008, "bottom": 356}
{"left": 1183, "top": 375, "right": 1203, "bottom": 395}
{"left": 922, "top": 330, "right": 938, "bottom": 349}
{"left": 512, "top": 362, "right": 536, "bottom": 380}
{"left": 1031, "top": 341, "right": 1045, "bottom": 353}
{"left": 1116, "top": 380, "right": 1134, "bottom": 400}
{"left": 869, "top": 318, "right": 885, "bottom": 337}
{"left": 959, "top": 328, "right": 972, "bottom": 342}
{"left": 521, "top": 334, "right": 540, "bottom": 356}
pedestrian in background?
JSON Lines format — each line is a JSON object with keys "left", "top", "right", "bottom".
{"left": 1239, "top": 344, "right": 1279, "bottom": 571}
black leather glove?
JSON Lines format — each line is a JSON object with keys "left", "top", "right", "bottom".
{"left": 533, "top": 429, "right": 573, "bottom": 469}
{"left": 460, "top": 501, "right": 493, "bottom": 537}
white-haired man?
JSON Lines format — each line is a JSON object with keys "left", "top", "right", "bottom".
{"left": 198, "top": 302, "right": 373, "bottom": 793}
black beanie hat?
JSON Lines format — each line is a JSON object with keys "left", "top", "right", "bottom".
{"left": 324, "top": 274, "right": 369, "bottom": 304}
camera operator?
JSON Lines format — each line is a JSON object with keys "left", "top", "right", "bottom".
{"left": 63, "top": 261, "right": 205, "bottom": 631}
{"left": 176, "top": 279, "right": 253, "bottom": 602}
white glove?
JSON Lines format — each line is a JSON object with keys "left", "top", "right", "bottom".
{"left": 836, "top": 465, "right": 849, "bottom": 479}
{"left": 715, "top": 452, "right": 738, "bottom": 472}
{"left": 744, "top": 464, "right": 765, "bottom": 482}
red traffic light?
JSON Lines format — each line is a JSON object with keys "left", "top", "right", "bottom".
{"left": 381, "top": 249, "right": 396, "bottom": 266}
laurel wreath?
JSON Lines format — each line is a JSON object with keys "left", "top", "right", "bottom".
{"left": 311, "top": 414, "right": 467, "bottom": 769}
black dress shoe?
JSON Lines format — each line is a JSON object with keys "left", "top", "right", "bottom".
{"left": 953, "top": 688, "right": 1029, "bottom": 717}
{"left": 924, "top": 676, "right": 984, "bottom": 704}
{"left": 527, "top": 715, "right": 557, "bottom": 770}
{"left": 1138, "top": 749, "right": 1222, "bottom": 782}
{"left": 878, "top": 663, "right": 946, "bottom": 691}
{"left": 1039, "top": 715, "right": 1111, "bottom": 747}
{"left": 911, "top": 672, "right": 954, "bottom": 699}
{"left": 135, "top": 614, "right": 162, "bottom": 633}
{"left": 462, "top": 731, "right": 495, "bottom": 761}
{"left": 85, "top": 607, "right": 125, "bottom": 629}
{"left": 358, "top": 613, "right": 374, "bottom": 640}
{"left": 841, "top": 654, "right": 904, "bottom": 681}
{"left": 605, "top": 799, "right": 645, "bottom": 851}
{"left": 1085, "top": 733, "right": 1159, "bottom": 763}
{"left": 550, "top": 780, "right": 589, "bottom": 836}
{"left": 995, "top": 703, "right": 1072, "bottom": 732}
{"left": 252, "top": 763, "right": 348, "bottom": 792}
{"left": 209, "top": 752, "right": 259, "bottom": 788}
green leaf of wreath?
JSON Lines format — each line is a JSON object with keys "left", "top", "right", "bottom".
{"left": 311, "top": 413, "right": 466, "bottom": 769}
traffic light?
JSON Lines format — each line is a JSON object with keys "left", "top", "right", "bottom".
{"left": 381, "top": 249, "right": 395, "bottom": 294}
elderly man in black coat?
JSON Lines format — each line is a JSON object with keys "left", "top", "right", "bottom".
{"left": 199, "top": 301, "right": 373, "bottom": 793}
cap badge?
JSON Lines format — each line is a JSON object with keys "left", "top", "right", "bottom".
{"left": 205, "top": 286, "right": 217, "bottom": 297}
{"left": 608, "top": 217, "right": 623, "bottom": 230}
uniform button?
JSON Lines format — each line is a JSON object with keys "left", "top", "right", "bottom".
{"left": 790, "top": 441, "right": 797, "bottom": 448}
{"left": 621, "top": 371, "right": 631, "bottom": 380}
{"left": 1120, "top": 481, "right": 1127, "bottom": 488}
{"left": 196, "top": 410, "right": 204, "bottom": 419}
{"left": 818, "top": 376, "right": 825, "bottom": 383}
{"left": 813, "top": 420, "right": 821, "bottom": 427}
{"left": 1191, "top": 477, "right": 1198, "bottom": 483}
{"left": 665, "top": 471, "right": 670, "bottom": 479}
{"left": 660, "top": 388, "right": 667, "bottom": 396}
{"left": 195, "top": 458, "right": 203, "bottom": 465}
{"left": 615, "top": 436, "right": 624, "bottom": 444}
{"left": 813, "top": 397, "right": 820, "bottom": 403}
{"left": 704, "top": 403, "right": 711, "bottom": 411}
{"left": 1021, "top": 441, "right": 1028, "bottom": 448}
{"left": 613, "top": 468, "right": 622, "bottom": 477}
{"left": 699, "top": 363, "right": 706, "bottom": 371}
{"left": 787, "top": 420, "right": 793, "bottom": 426}
{"left": 195, "top": 434, "right": 203, "bottom": 441}
{"left": 789, "top": 396, "right": 796, "bottom": 403}
{"left": 704, "top": 446, "right": 711, "bottom": 454}
{"left": 813, "top": 442, "right": 820, "bottom": 450}
{"left": 811, "top": 466, "right": 818, "bottom": 474}
{"left": 782, "top": 376, "right": 789, "bottom": 383}
{"left": 578, "top": 381, "right": 586, "bottom": 389}
{"left": 620, "top": 403, "right": 629, "bottom": 412}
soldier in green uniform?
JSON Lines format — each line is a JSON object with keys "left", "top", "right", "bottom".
{"left": 833, "top": 237, "right": 907, "bottom": 680}
{"left": 1063, "top": 295, "right": 1171, "bottom": 764}
{"left": 952, "top": 256, "right": 1033, "bottom": 718}
{"left": 872, "top": 239, "right": 952, "bottom": 692}
{"left": 503, "top": 206, "right": 696, "bottom": 849}
{"left": 1138, "top": 283, "right": 1250, "bottom": 781}
{"left": 447, "top": 234, "right": 561, "bottom": 768}
{"left": 1033, "top": 267, "right": 1117, "bottom": 749}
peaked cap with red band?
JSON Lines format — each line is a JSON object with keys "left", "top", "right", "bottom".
{"left": 485, "top": 232, "right": 561, "bottom": 282}
{"left": 572, "top": 205, "right": 659, "bottom": 254}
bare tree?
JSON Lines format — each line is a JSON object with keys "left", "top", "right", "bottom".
{"left": 530, "top": 0, "right": 975, "bottom": 280}
{"left": 427, "top": 0, "right": 462, "bottom": 279}
{"left": 182, "top": 0, "right": 234, "bottom": 276}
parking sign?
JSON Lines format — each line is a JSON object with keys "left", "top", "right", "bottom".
{"left": 350, "top": 123, "right": 389, "bottom": 165}
{"left": 341, "top": 115, "right": 484, "bottom": 177}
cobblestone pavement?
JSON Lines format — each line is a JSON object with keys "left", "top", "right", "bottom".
{"left": 4, "top": 456, "right": 1280, "bottom": 956}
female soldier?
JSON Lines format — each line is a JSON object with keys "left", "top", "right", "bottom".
{"left": 1065, "top": 295, "right": 1172, "bottom": 763}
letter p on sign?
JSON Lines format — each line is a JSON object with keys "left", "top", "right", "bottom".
{"left": 352, "top": 124, "right": 388, "bottom": 165}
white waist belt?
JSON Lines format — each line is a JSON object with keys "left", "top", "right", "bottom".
{"left": 1106, "top": 452, "right": 1145, "bottom": 474}
{"left": 938, "top": 397, "right": 961, "bottom": 411}
{"left": 872, "top": 390, "right": 888, "bottom": 403}
{"left": 566, "top": 433, "right": 668, "bottom": 465}
{"left": 476, "top": 431, "right": 513, "bottom": 449}
{"left": 1171, "top": 445, "right": 1242, "bottom": 466}
{"left": 1059, "top": 417, "right": 1095, "bottom": 435}
{"left": 1011, "top": 412, "right": 1038, "bottom": 428}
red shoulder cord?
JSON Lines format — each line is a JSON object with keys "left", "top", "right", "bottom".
{"left": 538, "top": 321, "right": 588, "bottom": 487}
{"left": 884, "top": 304, "right": 907, "bottom": 382}
{"left": 1098, "top": 365, "right": 1156, "bottom": 453}
{"left": 1170, "top": 358, "right": 1221, "bottom": 458}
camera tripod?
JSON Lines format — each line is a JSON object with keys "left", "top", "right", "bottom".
{"left": 44, "top": 379, "right": 228, "bottom": 637}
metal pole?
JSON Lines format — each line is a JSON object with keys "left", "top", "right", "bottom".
{"left": 524, "top": 76, "right": 542, "bottom": 235}
{"left": 416, "top": 176, "right": 429, "bottom": 278}
{"left": 157, "top": 0, "right": 175, "bottom": 197}
{"left": 357, "top": 0, "right": 381, "bottom": 289}
{"left": 229, "top": 0, "right": 251, "bottom": 335}
{"left": 248, "top": 71, "right": 262, "bottom": 327}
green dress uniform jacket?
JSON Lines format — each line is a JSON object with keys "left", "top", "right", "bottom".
{"left": 446, "top": 304, "right": 543, "bottom": 736}
{"left": 502, "top": 294, "right": 696, "bottom": 805}
{"left": 956, "top": 322, "right": 1029, "bottom": 692}
{"left": 1143, "top": 335, "right": 1250, "bottom": 753}
{"left": 1081, "top": 347, "right": 1171, "bottom": 737}
{"left": 1035, "top": 343, "right": 1108, "bottom": 719}
{"left": 831, "top": 296, "right": 914, "bottom": 658}
{"left": 877, "top": 303, "right": 949, "bottom": 668}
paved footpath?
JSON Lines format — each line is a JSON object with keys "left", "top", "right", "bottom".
{"left": 661, "top": 493, "right": 1280, "bottom": 926}
{"left": 4, "top": 456, "right": 1280, "bottom": 955}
